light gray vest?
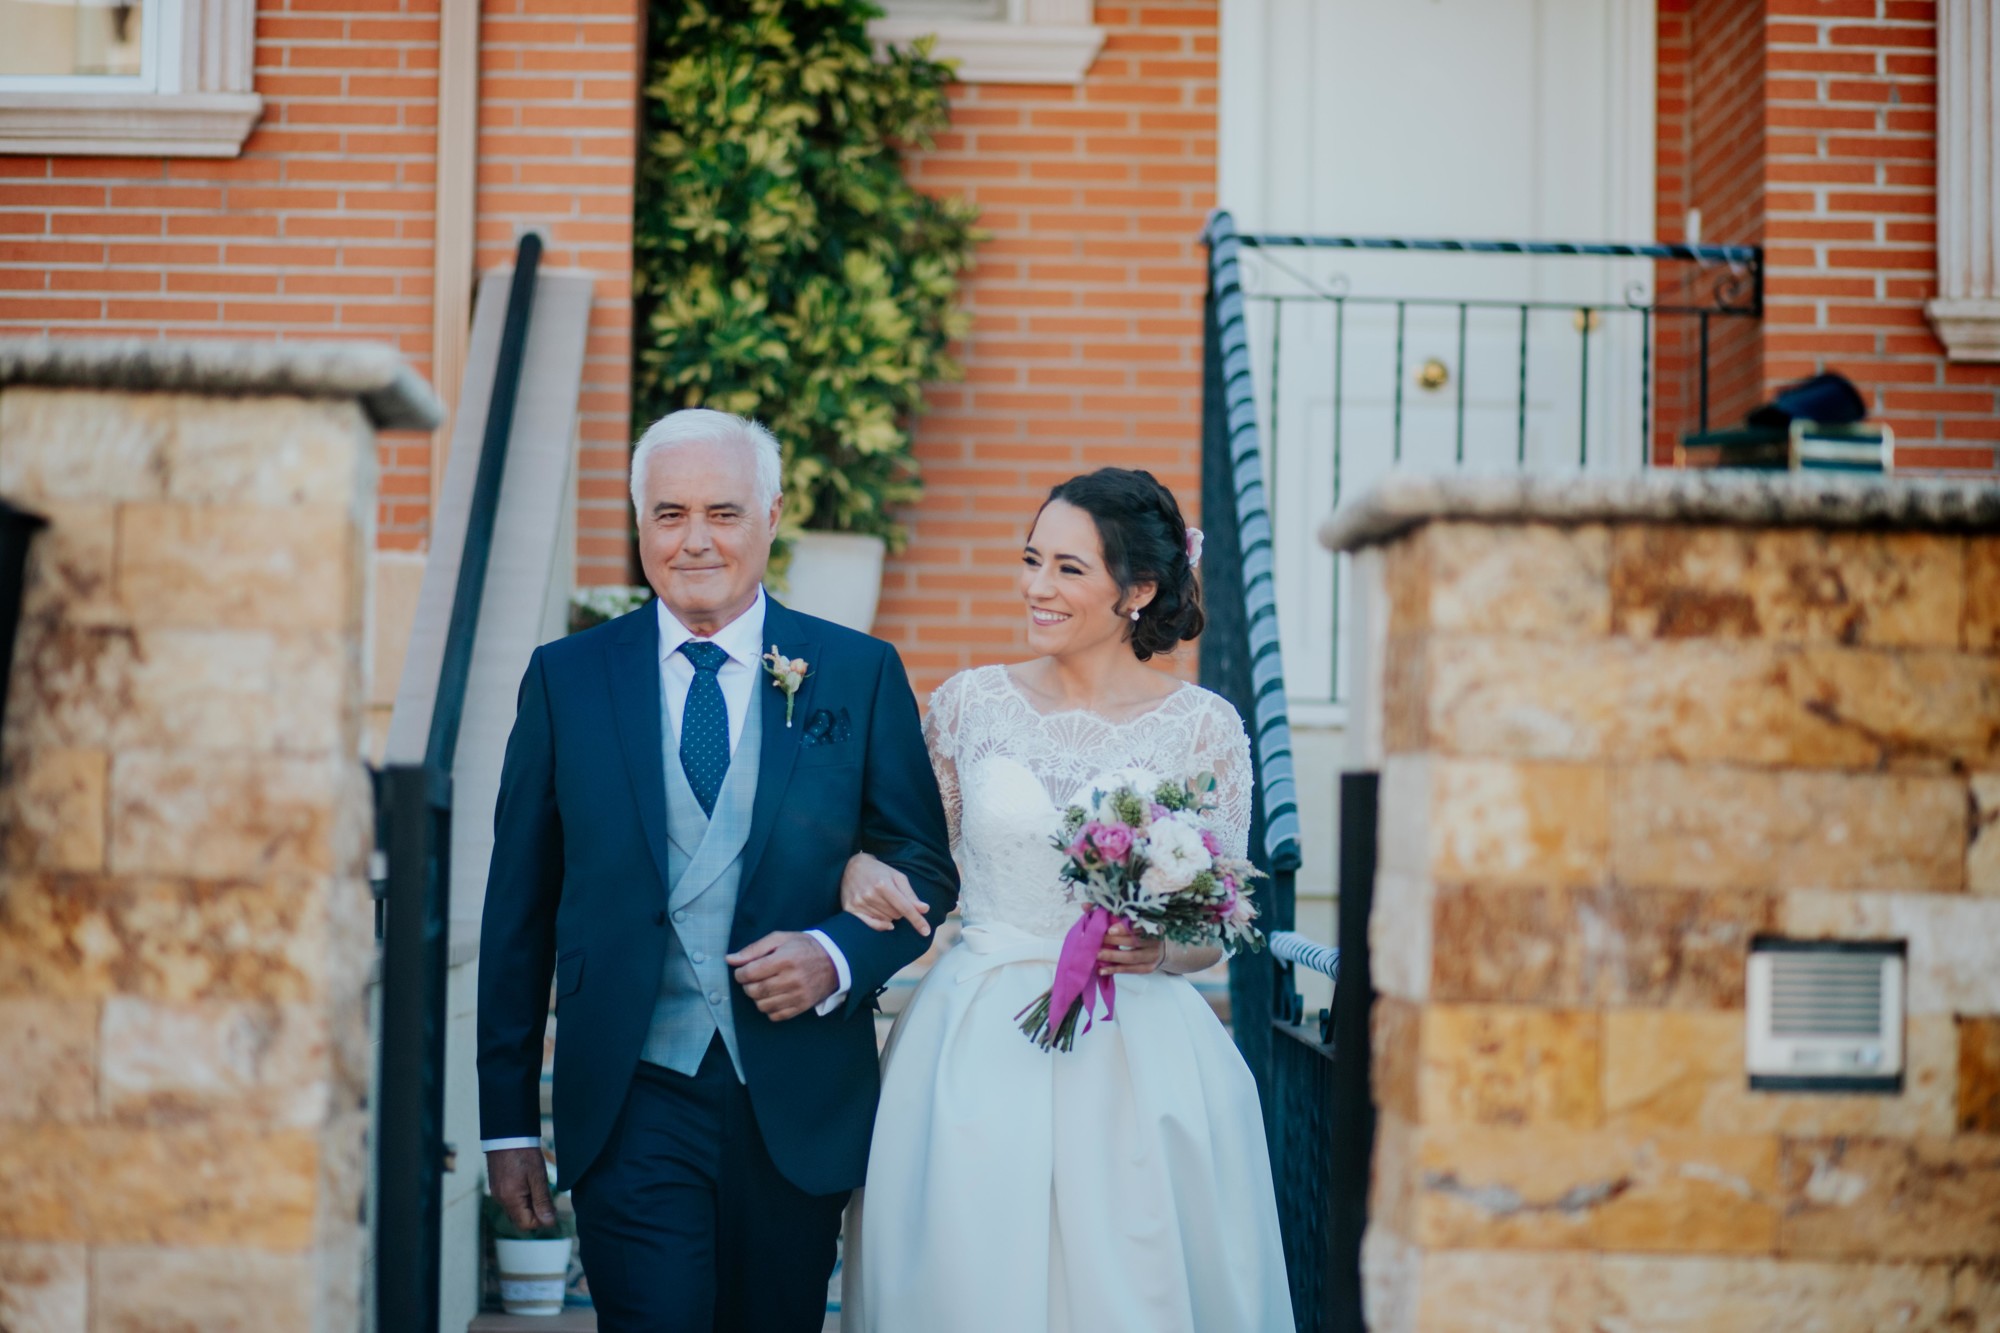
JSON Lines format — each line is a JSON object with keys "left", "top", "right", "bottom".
{"left": 640, "top": 668, "right": 762, "bottom": 1080}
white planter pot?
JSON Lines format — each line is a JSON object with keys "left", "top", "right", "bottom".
{"left": 494, "top": 1237, "right": 573, "bottom": 1317}
{"left": 781, "top": 532, "right": 887, "bottom": 632}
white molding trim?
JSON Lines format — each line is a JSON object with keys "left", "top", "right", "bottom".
{"left": 0, "top": 91, "right": 262, "bottom": 157}
{"left": 870, "top": 15, "right": 1105, "bottom": 84}
{"left": 430, "top": 0, "right": 482, "bottom": 515}
{"left": 0, "top": 0, "right": 261, "bottom": 157}
{"left": 1927, "top": 0, "right": 2000, "bottom": 362}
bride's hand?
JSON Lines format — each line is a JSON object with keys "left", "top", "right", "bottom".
{"left": 841, "top": 852, "right": 932, "bottom": 937}
{"left": 1097, "top": 921, "right": 1164, "bottom": 976}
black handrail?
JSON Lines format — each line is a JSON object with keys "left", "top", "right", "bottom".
{"left": 376, "top": 231, "right": 543, "bottom": 1333}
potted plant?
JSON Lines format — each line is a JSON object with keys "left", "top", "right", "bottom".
{"left": 482, "top": 1179, "right": 577, "bottom": 1317}
{"left": 633, "top": 0, "right": 979, "bottom": 631}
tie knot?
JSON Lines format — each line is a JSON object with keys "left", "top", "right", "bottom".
{"left": 680, "top": 640, "right": 729, "bottom": 675}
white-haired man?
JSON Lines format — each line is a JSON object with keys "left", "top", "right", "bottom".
{"left": 477, "top": 409, "right": 958, "bottom": 1331}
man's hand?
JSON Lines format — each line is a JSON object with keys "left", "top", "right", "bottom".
{"left": 487, "top": 1146, "right": 556, "bottom": 1232}
{"left": 841, "top": 851, "right": 931, "bottom": 936}
{"left": 727, "top": 931, "right": 839, "bottom": 1021}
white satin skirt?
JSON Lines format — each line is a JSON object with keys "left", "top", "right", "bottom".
{"left": 841, "top": 922, "right": 1295, "bottom": 1333}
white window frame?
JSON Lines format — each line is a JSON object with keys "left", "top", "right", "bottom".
{"left": 0, "top": 0, "right": 261, "bottom": 157}
{"left": 870, "top": 0, "right": 1104, "bottom": 85}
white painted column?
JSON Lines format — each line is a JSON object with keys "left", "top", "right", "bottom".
{"left": 1927, "top": 0, "right": 2000, "bottom": 361}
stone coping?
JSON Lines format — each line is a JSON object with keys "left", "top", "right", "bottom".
{"left": 1319, "top": 469, "right": 2000, "bottom": 553}
{"left": 0, "top": 336, "right": 442, "bottom": 430}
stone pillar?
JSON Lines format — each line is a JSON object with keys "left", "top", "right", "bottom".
{"left": 1325, "top": 472, "right": 2000, "bottom": 1331}
{"left": 0, "top": 340, "right": 437, "bottom": 1332}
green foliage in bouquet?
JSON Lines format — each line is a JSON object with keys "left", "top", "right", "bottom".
{"left": 633, "top": 0, "right": 980, "bottom": 552}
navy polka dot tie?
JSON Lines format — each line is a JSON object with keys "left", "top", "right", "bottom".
{"left": 679, "top": 641, "right": 731, "bottom": 818}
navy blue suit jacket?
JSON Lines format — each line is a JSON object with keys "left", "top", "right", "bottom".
{"left": 476, "top": 596, "right": 959, "bottom": 1195}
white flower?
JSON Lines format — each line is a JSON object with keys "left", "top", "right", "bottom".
{"left": 1140, "top": 814, "right": 1213, "bottom": 893}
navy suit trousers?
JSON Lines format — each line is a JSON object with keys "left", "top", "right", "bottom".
{"left": 571, "top": 1037, "right": 849, "bottom": 1333}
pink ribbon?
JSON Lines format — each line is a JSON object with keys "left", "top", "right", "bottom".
{"left": 1048, "top": 905, "right": 1119, "bottom": 1037}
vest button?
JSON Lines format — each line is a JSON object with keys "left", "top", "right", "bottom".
{"left": 691, "top": 951, "right": 707, "bottom": 964}
{"left": 707, "top": 992, "right": 722, "bottom": 1006}
{"left": 674, "top": 910, "right": 688, "bottom": 924}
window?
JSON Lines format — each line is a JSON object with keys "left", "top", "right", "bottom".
{"left": 870, "top": 0, "right": 1104, "bottom": 85}
{"left": 0, "top": 0, "right": 260, "bottom": 157}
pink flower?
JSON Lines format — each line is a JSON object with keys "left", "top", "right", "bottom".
{"left": 1198, "top": 828, "right": 1222, "bottom": 857}
{"left": 1091, "top": 823, "right": 1135, "bottom": 863}
{"left": 1150, "top": 803, "right": 1171, "bottom": 822}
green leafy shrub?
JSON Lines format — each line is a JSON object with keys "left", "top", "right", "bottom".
{"left": 634, "top": 0, "right": 980, "bottom": 552}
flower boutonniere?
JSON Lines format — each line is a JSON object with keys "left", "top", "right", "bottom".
{"left": 762, "top": 646, "right": 810, "bottom": 727}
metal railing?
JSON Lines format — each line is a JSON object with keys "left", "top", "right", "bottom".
{"left": 1202, "top": 212, "right": 1371, "bottom": 1333}
{"left": 1229, "top": 216, "right": 1764, "bottom": 704}
{"left": 374, "top": 232, "right": 543, "bottom": 1333}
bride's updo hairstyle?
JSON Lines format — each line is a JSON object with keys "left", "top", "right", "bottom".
{"left": 1039, "top": 468, "right": 1205, "bottom": 661}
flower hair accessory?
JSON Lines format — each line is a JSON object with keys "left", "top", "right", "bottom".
{"left": 1185, "top": 527, "right": 1204, "bottom": 570}
{"left": 762, "top": 646, "right": 810, "bottom": 727}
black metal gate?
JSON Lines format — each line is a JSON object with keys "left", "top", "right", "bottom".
{"left": 373, "top": 233, "right": 542, "bottom": 1333}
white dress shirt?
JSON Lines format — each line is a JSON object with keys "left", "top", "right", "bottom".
{"left": 481, "top": 589, "right": 851, "bottom": 1155}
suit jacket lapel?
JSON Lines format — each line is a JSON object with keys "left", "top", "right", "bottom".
{"left": 739, "top": 597, "right": 818, "bottom": 887}
{"left": 604, "top": 602, "right": 677, "bottom": 904}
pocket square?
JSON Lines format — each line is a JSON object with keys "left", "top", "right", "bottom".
{"left": 800, "top": 707, "right": 853, "bottom": 746}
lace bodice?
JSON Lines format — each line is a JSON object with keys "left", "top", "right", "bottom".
{"left": 923, "top": 665, "right": 1255, "bottom": 939}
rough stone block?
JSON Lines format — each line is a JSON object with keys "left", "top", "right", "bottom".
{"left": 1612, "top": 526, "right": 1964, "bottom": 648}
{"left": 164, "top": 395, "right": 367, "bottom": 507}
{"left": 1429, "top": 759, "right": 1609, "bottom": 890}
{"left": 1780, "top": 1136, "right": 2000, "bottom": 1260}
{"left": 0, "top": 874, "right": 326, "bottom": 1003}
{"left": 1410, "top": 1124, "right": 1620, "bottom": 1250}
{"left": 1399, "top": 1247, "right": 1600, "bottom": 1333}
{"left": 1373, "top": 995, "right": 1420, "bottom": 1122}
{"left": 90, "top": 1247, "right": 315, "bottom": 1333}
{"left": 1957, "top": 1016, "right": 2000, "bottom": 1135}
{"left": 1966, "top": 537, "right": 2000, "bottom": 652}
{"left": 0, "top": 749, "right": 106, "bottom": 873}
{"left": 1612, "top": 765, "right": 1965, "bottom": 893}
{"left": 1780, "top": 890, "right": 2000, "bottom": 1014}
{"left": 1421, "top": 636, "right": 1627, "bottom": 761}
{"left": 1370, "top": 870, "right": 1436, "bottom": 1004}
{"left": 19, "top": 503, "right": 120, "bottom": 629}
{"left": 1593, "top": 1132, "right": 1781, "bottom": 1254}
{"left": 1971, "top": 773, "right": 2000, "bottom": 895}
{"left": 0, "top": 999, "right": 96, "bottom": 1122}
{"left": 108, "top": 753, "right": 350, "bottom": 880}
{"left": 118, "top": 629, "right": 353, "bottom": 755}
{"left": 1593, "top": 1256, "right": 1953, "bottom": 1332}
{"left": 1424, "top": 521, "right": 1612, "bottom": 639}
{"left": 1603, "top": 1009, "right": 1958, "bottom": 1139}
{"left": 0, "top": 1123, "right": 317, "bottom": 1246}
{"left": 0, "top": 389, "right": 170, "bottom": 504}
{"left": 98, "top": 999, "right": 329, "bottom": 1128}
{"left": 10, "top": 623, "right": 135, "bottom": 752}
{"left": 1429, "top": 884, "right": 1773, "bottom": 1010}
{"left": 0, "top": 1242, "right": 86, "bottom": 1333}
{"left": 1417, "top": 1005, "right": 1600, "bottom": 1129}
{"left": 114, "top": 504, "right": 356, "bottom": 632}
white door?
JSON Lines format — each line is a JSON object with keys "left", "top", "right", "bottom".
{"left": 1219, "top": 0, "right": 1656, "bottom": 705}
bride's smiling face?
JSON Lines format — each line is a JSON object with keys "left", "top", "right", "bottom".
{"left": 1020, "top": 499, "right": 1154, "bottom": 659}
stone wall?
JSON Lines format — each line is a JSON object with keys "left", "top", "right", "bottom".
{"left": 1332, "top": 474, "right": 2000, "bottom": 1331}
{"left": 0, "top": 340, "right": 435, "bottom": 1332}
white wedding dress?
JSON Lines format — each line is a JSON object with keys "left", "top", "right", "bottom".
{"left": 843, "top": 665, "right": 1294, "bottom": 1333}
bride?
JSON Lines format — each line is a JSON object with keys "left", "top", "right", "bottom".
{"left": 838, "top": 469, "right": 1294, "bottom": 1332}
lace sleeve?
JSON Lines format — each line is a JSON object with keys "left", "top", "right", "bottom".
{"left": 1194, "top": 693, "right": 1254, "bottom": 861}
{"left": 922, "top": 673, "right": 965, "bottom": 853}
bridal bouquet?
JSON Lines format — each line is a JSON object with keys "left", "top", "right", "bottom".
{"left": 1016, "top": 771, "right": 1265, "bottom": 1052}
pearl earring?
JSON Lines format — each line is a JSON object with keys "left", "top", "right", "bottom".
{"left": 1129, "top": 608, "right": 1141, "bottom": 622}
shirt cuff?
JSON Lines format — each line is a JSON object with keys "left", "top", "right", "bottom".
{"left": 806, "top": 928, "right": 852, "bottom": 1017}
{"left": 480, "top": 1137, "right": 543, "bottom": 1153}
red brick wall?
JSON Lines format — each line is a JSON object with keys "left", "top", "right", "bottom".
{"left": 1762, "top": 0, "right": 1999, "bottom": 470}
{"left": 1656, "top": 0, "right": 2000, "bottom": 469}
{"left": 1655, "top": 0, "right": 1769, "bottom": 459}
{"left": 0, "top": 0, "right": 639, "bottom": 575}
{"left": 884, "top": 1, "right": 1219, "bottom": 696}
